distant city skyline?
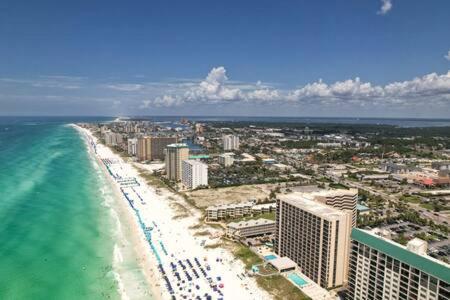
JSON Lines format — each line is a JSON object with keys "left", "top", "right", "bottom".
{"left": 1, "top": 0, "right": 449, "bottom": 117}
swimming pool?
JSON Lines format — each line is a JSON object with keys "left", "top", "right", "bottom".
{"left": 288, "top": 273, "right": 308, "bottom": 287}
{"left": 264, "top": 254, "right": 277, "bottom": 261}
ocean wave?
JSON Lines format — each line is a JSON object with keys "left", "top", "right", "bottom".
{"left": 108, "top": 269, "right": 130, "bottom": 300}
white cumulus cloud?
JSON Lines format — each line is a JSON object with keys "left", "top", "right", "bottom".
{"left": 378, "top": 0, "right": 393, "bottom": 15}
{"left": 147, "top": 67, "right": 450, "bottom": 110}
{"left": 445, "top": 50, "right": 450, "bottom": 61}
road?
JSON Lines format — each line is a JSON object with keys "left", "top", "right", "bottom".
{"left": 334, "top": 177, "right": 449, "bottom": 226}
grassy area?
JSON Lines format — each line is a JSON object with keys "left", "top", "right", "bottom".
{"left": 232, "top": 245, "right": 263, "bottom": 269}
{"left": 255, "top": 275, "right": 311, "bottom": 300}
{"left": 400, "top": 195, "right": 421, "bottom": 204}
{"left": 329, "top": 182, "right": 349, "bottom": 189}
{"left": 193, "top": 230, "right": 210, "bottom": 236}
{"left": 204, "top": 243, "right": 222, "bottom": 249}
{"left": 188, "top": 223, "right": 203, "bottom": 230}
{"left": 137, "top": 169, "right": 169, "bottom": 189}
{"left": 232, "top": 244, "right": 310, "bottom": 300}
{"left": 420, "top": 202, "right": 435, "bottom": 210}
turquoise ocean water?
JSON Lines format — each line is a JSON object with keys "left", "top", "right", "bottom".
{"left": 0, "top": 117, "right": 150, "bottom": 299}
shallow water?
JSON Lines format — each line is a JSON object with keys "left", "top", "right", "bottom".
{"left": 0, "top": 118, "right": 151, "bottom": 299}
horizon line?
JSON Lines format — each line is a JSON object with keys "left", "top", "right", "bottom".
{"left": 2, "top": 114, "right": 450, "bottom": 121}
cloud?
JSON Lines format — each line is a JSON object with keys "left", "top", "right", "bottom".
{"left": 140, "top": 100, "right": 152, "bottom": 109}
{"left": 104, "top": 83, "right": 144, "bottom": 91}
{"left": 0, "top": 76, "right": 83, "bottom": 89}
{"left": 2, "top": 67, "right": 450, "bottom": 116}
{"left": 378, "top": 0, "right": 393, "bottom": 15}
{"left": 445, "top": 50, "right": 450, "bottom": 61}
{"left": 149, "top": 67, "right": 450, "bottom": 109}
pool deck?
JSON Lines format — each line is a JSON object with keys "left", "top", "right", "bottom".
{"left": 286, "top": 271, "right": 334, "bottom": 300}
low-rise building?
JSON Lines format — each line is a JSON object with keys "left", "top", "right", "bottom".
{"left": 218, "top": 153, "right": 234, "bottom": 167}
{"left": 206, "top": 202, "right": 253, "bottom": 221}
{"left": 251, "top": 203, "right": 276, "bottom": 214}
{"left": 227, "top": 218, "right": 275, "bottom": 238}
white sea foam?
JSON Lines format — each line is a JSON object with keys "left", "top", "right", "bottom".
{"left": 109, "top": 269, "right": 130, "bottom": 300}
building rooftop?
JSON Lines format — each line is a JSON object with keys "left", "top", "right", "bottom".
{"left": 356, "top": 204, "right": 370, "bottom": 211}
{"left": 219, "top": 152, "right": 235, "bottom": 157}
{"left": 278, "top": 193, "right": 349, "bottom": 220}
{"left": 183, "top": 159, "right": 207, "bottom": 166}
{"left": 308, "top": 188, "right": 358, "bottom": 197}
{"left": 206, "top": 201, "right": 253, "bottom": 211}
{"left": 167, "top": 143, "right": 188, "bottom": 148}
{"left": 252, "top": 202, "right": 276, "bottom": 209}
{"left": 351, "top": 228, "right": 450, "bottom": 282}
{"left": 228, "top": 218, "right": 275, "bottom": 229}
{"left": 268, "top": 257, "right": 297, "bottom": 271}
{"left": 189, "top": 154, "right": 210, "bottom": 159}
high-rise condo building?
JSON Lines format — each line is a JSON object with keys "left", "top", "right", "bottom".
{"left": 347, "top": 228, "right": 450, "bottom": 300}
{"left": 222, "top": 135, "right": 240, "bottom": 151}
{"left": 137, "top": 136, "right": 177, "bottom": 161}
{"left": 127, "top": 138, "right": 137, "bottom": 156}
{"left": 104, "top": 131, "right": 123, "bottom": 146}
{"left": 181, "top": 159, "right": 208, "bottom": 189}
{"left": 309, "top": 189, "right": 358, "bottom": 227}
{"left": 275, "top": 193, "right": 352, "bottom": 289}
{"left": 165, "top": 143, "right": 189, "bottom": 181}
{"left": 137, "top": 137, "right": 152, "bottom": 161}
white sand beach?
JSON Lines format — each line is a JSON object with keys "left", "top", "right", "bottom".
{"left": 75, "top": 125, "right": 271, "bottom": 300}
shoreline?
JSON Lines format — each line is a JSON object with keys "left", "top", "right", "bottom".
{"left": 73, "top": 124, "right": 164, "bottom": 300}
{"left": 73, "top": 124, "right": 271, "bottom": 300}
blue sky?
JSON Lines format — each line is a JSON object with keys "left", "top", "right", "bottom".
{"left": 1, "top": 0, "right": 449, "bottom": 117}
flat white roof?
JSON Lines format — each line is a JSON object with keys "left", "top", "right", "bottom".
{"left": 167, "top": 143, "right": 188, "bottom": 148}
{"left": 206, "top": 201, "right": 253, "bottom": 211}
{"left": 220, "top": 152, "right": 235, "bottom": 157}
{"left": 278, "top": 193, "right": 348, "bottom": 220}
{"left": 252, "top": 203, "right": 276, "bottom": 209}
{"left": 269, "top": 257, "right": 297, "bottom": 270}
{"left": 228, "top": 218, "right": 275, "bottom": 229}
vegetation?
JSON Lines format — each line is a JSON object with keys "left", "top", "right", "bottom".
{"left": 329, "top": 182, "right": 349, "bottom": 189}
{"left": 400, "top": 195, "right": 421, "bottom": 204}
{"left": 208, "top": 162, "right": 297, "bottom": 187}
{"left": 393, "top": 233, "right": 409, "bottom": 246}
{"left": 420, "top": 200, "right": 448, "bottom": 212}
{"left": 255, "top": 275, "right": 311, "bottom": 300}
{"left": 232, "top": 244, "right": 310, "bottom": 300}
{"left": 233, "top": 244, "right": 262, "bottom": 269}
{"left": 279, "top": 140, "right": 318, "bottom": 149}
{"left": 137, "top": 169, "right": 170, "bottom": 189}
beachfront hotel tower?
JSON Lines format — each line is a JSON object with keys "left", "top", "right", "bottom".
{"left": 222, "top": 135, "right": 240, "bottom": 151}
{"left": 181, "top": 159, "right": 208, "bottom": 189}
{"left": 347, "top": 228, "right": 450, "bottom": 300}
{"left": 127, "top": 138, "right": 137, "bottom": 156}
{"left": 310, "top": 189, "right": 358, "bottom": 227}
{"left": 137, "top": 136, "right": 177, "bottom": 161}
{"left": 274, "top": 193, "right": 352, "bottom": 289}
{"left": 165, "top": 143, "right": 189, "bottom": 181}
